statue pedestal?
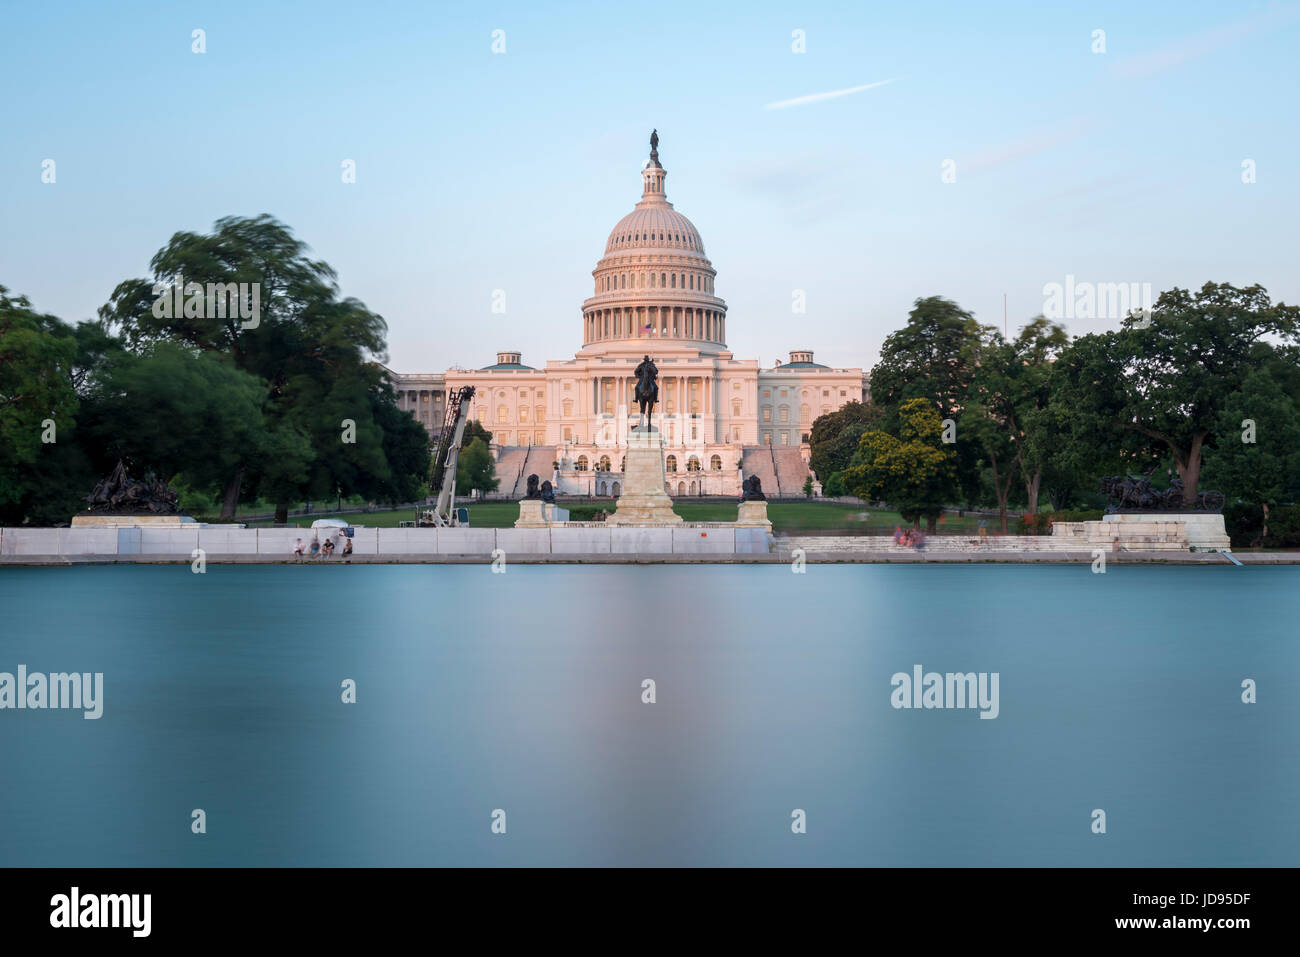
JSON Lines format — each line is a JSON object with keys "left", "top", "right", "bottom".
{"left": 1103, "top": 512, "right": 1230, "bottom": 550}
{"left": 1051, "top": 512, "right": 1230, "bottom": 551}
{"left": 736, "top": 500, "right": 772, "bottom": 528}
{"left": 71, "top": 514, "right": 186, "bottom": 527}
{"left": 515, "top": 500, "right": 570, "bottom": 527}
{"left": 607, "top": 431, "right": 682, "bottom": 526}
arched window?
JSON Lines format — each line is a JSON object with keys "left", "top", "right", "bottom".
{"left": 660, "top": 273, "right": 666, "bottom": 287}
{"left": 687, "top": 456, "right": 701, "bottom": 472}
{"left": 576, "top": 455, "right": 588, "bottom": 471}
{"left": 670, "top": 273, "right": 676, "bottom": 288}
{"left": 650, "top": 273, "right": 656, "bottom": 288}
{"left": 665, "top": 455, "right": 678, "bottom": 472}
{"left": 598, "top": 455, "right": 611, "bottom": 472}
{"left": 710, "top": 454, "right": 722, "bottom": 470}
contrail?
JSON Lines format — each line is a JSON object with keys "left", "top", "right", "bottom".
{"left": 763, "top": 79, "right": 897, "bottom": 111}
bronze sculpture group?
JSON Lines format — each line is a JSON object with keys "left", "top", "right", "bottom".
{"left": 84, "top": 461, "right": 180, "bottom": 515}
{"left": 1100, "top": 471, "right": 1223, "bottom": 512}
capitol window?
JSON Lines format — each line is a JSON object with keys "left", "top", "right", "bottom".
{"left": 497, "top": 405, "right": 507, "bottom": 423}
{"left": 687, "top": 456, "right": 701, "bottom": 472}
{"left": 598, "top": 455, "right": 611, "bottom": 472}
{"left": 576, "top": 456, "right": 588, "bottom": 471}
{"left": 762, "top": 407, "right": 771, "bottom": 422}
{"left": 710, "top": 455, "right": 722, "bottom": 470}
{"left": 666, "top": 455, "right": 677, "bottom": 472}
{"left": 779, "top": 406, "right": 789, "bottom": 423}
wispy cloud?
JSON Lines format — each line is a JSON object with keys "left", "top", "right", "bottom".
{"left": 961, "top": 115, "right": 1100, "bottom": 174}
{"left": 1111, "top": 6, "right": 1298, "bottom": 79}
{"left": 763, "top": 79, "right": 897, "bottom": 111}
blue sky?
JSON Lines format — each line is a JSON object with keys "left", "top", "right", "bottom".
{"left": 3, "top": 0, "right": 1297, "bottom": 372}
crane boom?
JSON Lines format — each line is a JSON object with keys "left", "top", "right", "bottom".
{"left": 423, "top": 385, "right": 476, "bottom": 527}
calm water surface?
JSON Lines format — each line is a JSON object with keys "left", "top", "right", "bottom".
{"left": 0, "top": 563, "right": 1295, "bottom": 866}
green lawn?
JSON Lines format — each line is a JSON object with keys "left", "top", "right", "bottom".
{"left": 242, "top": 501, "right": 994, "bottom": 535}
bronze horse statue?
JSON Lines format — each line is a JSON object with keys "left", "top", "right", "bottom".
{"left": 633, "top": 355, "right": 658, "bottom": 430}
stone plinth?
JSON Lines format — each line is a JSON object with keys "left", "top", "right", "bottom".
{"left": 607, "top": 430, "right": 683, "bottom": 525}
{"left": 736, "top": 500, "right": 772, "bottom": 528}
{"left": 515, "top": 500, "right": 571, "bottom": 527}
{"left": 71, "top": 513, "right": 187, "bottom": 527}
{"left": 1051, "top": 513, "right": 1230, "bottom": 551}
{"left": 1103, "top": 512, "right": 1230, "bottom": 550}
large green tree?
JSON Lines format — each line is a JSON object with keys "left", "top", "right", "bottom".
{"left": 963, "top": 316, "right": 1069, "bottom": 525}
{"left": 99, "top": 215, "right": 428, "bottom": 520}
{"left": 1201, "top": 366, "right": 1300, "bottom": 542}
{"left": 868, "top": 296, "right": 996, "bottom": 504}
{"left": 0, "top": 288, "right": 83, "bottom": 523}
{"left": 1050, "top": 283, "right": 1299, "bottom": 504}
{"left": 842, "top": 398, "right": 958, "bottom": 531}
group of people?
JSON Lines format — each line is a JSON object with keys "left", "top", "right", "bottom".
{"left": 293, "top": 534, "right": 353, "bottom": 560}
{"left": 893, "top": 526, "right": 926, "bottom": 549}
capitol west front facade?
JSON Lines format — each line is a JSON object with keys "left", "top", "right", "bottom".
{"left": 389, "top": 136, "right": 869, "bottom": 498}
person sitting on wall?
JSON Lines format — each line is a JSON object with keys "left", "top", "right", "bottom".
{"left": 293, "top": 538, "right": 305, "bottom": 559}
{"left": 310, "top": 537, "right": 321, "bottom": 558}
{"left": 343, "top": 536, "right": 353, "bottom": 559}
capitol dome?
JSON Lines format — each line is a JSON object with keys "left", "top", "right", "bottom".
{"left": 581, "top": 132, "right": 727, "bottom": 352}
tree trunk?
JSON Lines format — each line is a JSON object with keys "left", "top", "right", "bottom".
{"left": 1025, "top": 470, "right": 1041, "bottom": 515}
{"left": 926, "top": 514, "right": 937, "bottom": 533}
{"left": 219, "top": 467, "right": 244, "bottom": 521}
{"left": 1175, "top": 432, "right": 1206, "bottom": 503}
{"left": 275, "top": 501, "right": 289, "bottom": 525}
{"left": 990, "top": 452, "right": 1015, "bottom": 533}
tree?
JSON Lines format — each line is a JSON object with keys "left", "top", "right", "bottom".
{"left": 842, "top": 398, "right": 958, "bottom": 531}
{"left": 801, "top": 475, "right": 814, "bottom": 498}
{"left": 808, "top": 400, "right": 879, "bottom": 484}
{"left": 1201, "top": 367, "right": 1300, "bottom": 542}
{"left": 962, "top": 317, "right": 1069, "bottom": 526}
{"left": 0, "top": 287, "right": 82, "bottom": 523}
{"left": 98, "top": 215, "right": 420, "bottom": 520}
{"left": 867, "top": 297, "right": 993, "bottom": 420}
{"left": 1056, "top": 283, "right": 1299, "bottom": 504}
{"left": 455, "top": 437, "right": 498, "bottom": 497}
{"left": 867, "top": 297, "right": 996, "bottom": 505}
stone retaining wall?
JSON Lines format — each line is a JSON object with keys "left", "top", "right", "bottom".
{"left": 0, "top": 525, "right": 772, "bottom": 558}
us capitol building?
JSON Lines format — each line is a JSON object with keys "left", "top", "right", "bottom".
{"left": 387, "top": 133, "right": 869, "bottom": 498}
